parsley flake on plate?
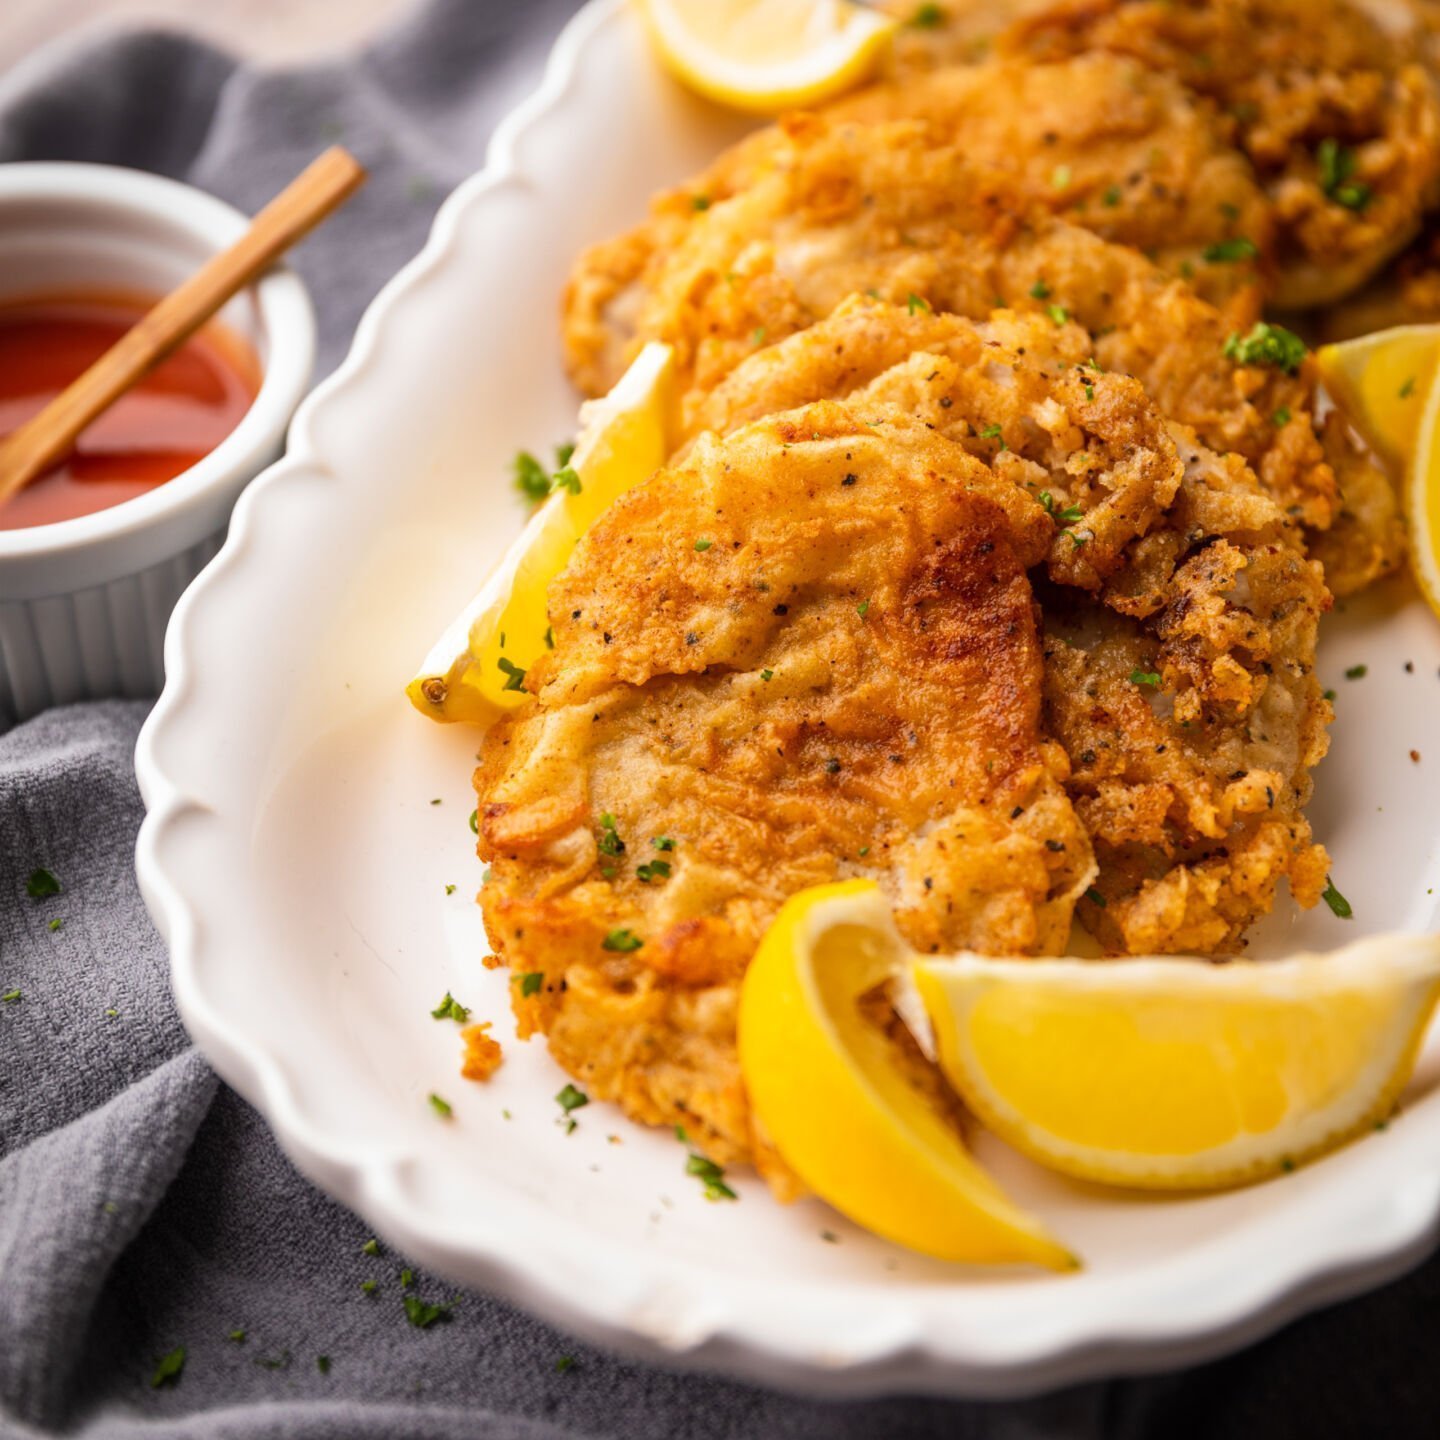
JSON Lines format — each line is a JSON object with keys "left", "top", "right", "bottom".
{"left": 1345, "top": 664, "right": 1367, "bottom": 680}
{"left": 428, "top": 1093, "right": 453, "bottom": 1119}
{"left": 1322, "top": 878, "right": 1353, "bottom": 919}
{"left": 430, "top": 992, "right": 471, "bottom": 1023}
{"left": 556, "top": 1084, "right": 590, "bottom": 1116}
{"left": 686, "top": 1152, "right": 738, "bottom": 1201}
{"left": 361, "top": 1238, "right": 380, "bottom": 1257}
{"left": 512, "top": 451, "right": 550, "bottom": 503}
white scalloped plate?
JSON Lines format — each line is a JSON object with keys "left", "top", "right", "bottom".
{"left": 135, "top": 0, "right": 1440, "bottom": 1398}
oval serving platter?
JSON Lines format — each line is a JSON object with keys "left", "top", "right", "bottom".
{"left": 136, "top": 0, "right": 1440, "bottom": 1398}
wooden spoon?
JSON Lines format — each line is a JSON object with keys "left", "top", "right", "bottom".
{"left": 0, "top": 145, "right": 367, "bottom": 514}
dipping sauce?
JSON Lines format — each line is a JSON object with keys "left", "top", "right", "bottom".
{"left": 0, "top": 292, "right": 261, "bottom": 531}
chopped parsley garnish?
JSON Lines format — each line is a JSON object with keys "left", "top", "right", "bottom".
{"left": 26, "top": 868, "right": 60, "bottom": 899}
{"left": 496, "top": 656, "right": 527, "bottom": 692}
{"left": 550, "top": 466, "right": 581, "bottom": 496}
{"left": 512, "top": 451, "right": 550, "bottom": 503}
{"left": 1068, "top": 529, "right": 1091, "bottom": 548}
{"left": 1051, "top": 164, "right": 1072, "bottom": 190}
{"left": 1400, "top": 376, "right": 1417, "bottom": 400}
{"left": 691, "top": 193, "right": 712, "bottom": 211}
{"left": 430, "top": 992, "right": 471, "bottom": 1023}
{"left": 401, "top": 1269, "right": 414, "bottom": 1289}
{"left": 1054, "top": 502, "right": 1083, "bottom": 525}
{"left": 1129, "top": 668, "right": 1161, "bottom": 687}
{"left": 636, "top": 859, "right": 672, "bottom": 883}
{"left": 555, "top": 1355, "right": 577, "bottom": 1374}
{"left": 519, "top": 971, "right": 544, "bottom": 997}
{"left": 468, "top": 809, "right": 479, "bottom": 834}
{"left": 759, "top": 668, "right": 775, "bottom": 683}
{"left": 2, "top": 990, "right": 20, "bottom": 1004}
{"left": 1084, "top": 886, "right": 1107, "bottom": 908}
{"left": 1029, "top": 279, "right": 1052, "bottom": 299}
{"left": 556, "top": 1084, "right": 590, "bottom": 1116}
{"left": 361, "top": 1238, "right": 380, "bottom": 1257}
{"left": 1101, "top": 184, "right": 1122, "bottom": 207}
{"left": 1345, "top": 663, "right": 1367, "bottom": 679}
{"left": 979, "top": 423, "right": 1004, "bottom": 441}
{"left": 1323, "top": 688, "right": 1337, "bottom": 701}
{"left": 554, "top": 441, "right": 575, "bottom": 468}
{"left": 686, "top": 1152, "right": 738, "bottom": 1201}
{"left": 48, "top": 918, "right": 62, "bottom": 932}
{"left": 1223, "top": 322, "right": 1307, "bottom": 375}
{"left": 694, "top": 537, "right": 713, "bottom": 551}
{"left": 543, "top": 626, "right": 555, "bottom": 650}
{"left": 1046, "top": 303, "right": 1070, "bottom": 326}
{"left": 856, "top": 599, "right": 871, "bottom": 618}
{"left": 602, "top": 928, "right": 643, "bottom": 952}
{"left": 597, "top": 812, "right": 626, "bottom": 856}
{"left": 403, "top": 1295, "right": 455, "bottom": 1328}
{"left": 1322, "top": 877, "right": 1353, "bottom": 919}
{"left": 150, "top": 1346, "right": 186, "bottom": 1388}
{"left": 1084, "top": 382, "right": 1095, "bottom": 402}
{"left": 428, "top": 1093, "right": 453, "bottom": 1119}
{"left": 1317, "top": 138, "right": 1371, "bottom": 211}
{"left": 229, "top": 1329, "right": 247, "bottom": 1342}
{"left": 906, "top": 293, "right": 931, "bottom": 315}
{"left": 1273, "top": 406, "right": 1292, "bottom": 427}
{"left": 909, "top": 1, "right": 944, "bottom": 25}
{"left": 1202, "top": 236, "right": 1258, "bottom": 263}
{"left": 652, "top": 836, "right": 677, "bottom": 851}
{"left": 445, "top": 883, "right": 456, "bottom": 896}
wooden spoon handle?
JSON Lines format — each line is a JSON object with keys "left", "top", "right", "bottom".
{"left": 0, "top": 146, "right": 367, "bottom": 512}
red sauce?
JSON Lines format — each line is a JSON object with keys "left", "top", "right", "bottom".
{"left": 0, "top": 291, "right": 262, "bottom": 532}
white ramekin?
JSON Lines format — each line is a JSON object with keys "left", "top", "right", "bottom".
{"left": 0, "top": 163, "right": 315, "bottom": 725}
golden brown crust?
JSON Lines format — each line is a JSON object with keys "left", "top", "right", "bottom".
{"left": 475, "top": 403, "right": 1094, "bottom": 1165}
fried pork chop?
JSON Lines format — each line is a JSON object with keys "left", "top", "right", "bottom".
{"left": 475, "top": 402, "right": 1094, "bottom": 1173}
{"left": 893, "top": 0, "right": 1440, "bottom": 309}
{"left": 681, "top": 299, "right": 1331, "bottom": 952}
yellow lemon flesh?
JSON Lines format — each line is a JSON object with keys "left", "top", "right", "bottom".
{"left": 915, "top": 935, "right": 1440, "bottom": 1190}
{"left": 738, "top": 881, "right": 1077, "bottom": 1270}
{"left": 640, "top": 0, "right": 895, "bottom": 115}
{"left": 1316, "top": 325, "right": 1440, "bottom": 619}
{"left": 406, "top": 342, "right": 678, "bottom": 724}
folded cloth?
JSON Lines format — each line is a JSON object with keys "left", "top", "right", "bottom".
{"left": 1, "top": 4, "right": 1438, "bottom": 1438}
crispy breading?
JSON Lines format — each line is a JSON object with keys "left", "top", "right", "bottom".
{"left": 994, "top": 0, "right": 1440, "bottom": 308}
{"left": 830, "top": 53, "right": 1271, "bottom": 315}
{"left": 690, "top": 297, "right": 1185, "bottom": 594}
{"left": 564, "top": 114, "right": 1339, "bottom": 534}
{"left": 475, "top": 403, "right": 1094, "bottom": 1170}
{"left": 684, "top": 299, "right": 1332, "bottom": 949}
{"left": 1041, "top": 542, "right": 1333, "bottom": 954}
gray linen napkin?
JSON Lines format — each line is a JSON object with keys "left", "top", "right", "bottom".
{"left": 2, "top": 4, "right": 1439, "bottom": 1437}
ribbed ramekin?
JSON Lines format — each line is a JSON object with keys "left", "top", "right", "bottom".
{"left": 0, "top": 163, "right": 315, "bottom": 725}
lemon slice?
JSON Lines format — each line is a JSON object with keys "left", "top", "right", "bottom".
{"left": 738, "top": 881, "right": 1077, "bottom": 1269}
{"left": 915, "top": 936, "right": 1440, "bottom": 1190}
{"left": 1316, "top": 325, "right": 1440, "bottom": 474}
{"left": 406, "top": 342, "right": 678, "bottom": 724}
{"left": 640, "top": 0, "right": 895, "bottom": 115}
{"left": 1317, "top": 325, "right": 1440, "bottom": 619}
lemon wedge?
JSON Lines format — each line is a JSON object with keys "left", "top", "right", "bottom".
{"left": 639, "top": 0, "right": 895, "bottom": 115}
{"left": 916, "top": 936, "right": 1440, "bottom": 1190}
{"left": 1316, "top": 325, "right": 1439, "bottom": 475}
{"left": 406, "top": 342, "right": 678, "bottom": 724}
{"left": 738, "top": 881, "right": 1077, "bottom": 1269}
{"left": 1317, "top": 325, "right": 1440, "bottom": 619}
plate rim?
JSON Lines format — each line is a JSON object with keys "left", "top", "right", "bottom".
{"left": 134, "top": 0, "right": 1440, "bottom": 1398}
